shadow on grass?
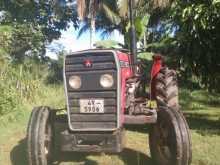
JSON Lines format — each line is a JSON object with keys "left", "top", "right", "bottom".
{"left": 10, "top": 139, "right": 28, "bottom": 165}
{"left": 184, "top": 113, "right": 220, "bottom": 135}
{"left": 10, "top": 139, "right": 153, "bottom": 165}
{"left": 53, "top": 148, "right": 152, "bottom": 165}
{"left": 53, "top": 151, "right": 98, "bottom": 165}
{"left": 179, "top": 89, "right": 220, "bottom": 111}
{"left": 125, "top": 124, "right": 150, "bottom": 133}
{"left": 118, "top": 148, "right": 153, "bottom": 165}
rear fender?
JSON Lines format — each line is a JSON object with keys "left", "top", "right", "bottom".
{"left": 151, "top": 54, "right": 162, "bottom": 78}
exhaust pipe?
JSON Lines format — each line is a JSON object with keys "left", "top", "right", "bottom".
{"left": 129, "top": 0, "right": 137, "bottom": 74}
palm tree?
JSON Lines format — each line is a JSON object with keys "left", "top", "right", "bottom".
{"left": 77, "top": 0, "right": 149, "bottom": 47}
{"left": 77, "top": 0, "right": 100, "bottom": 48}
{"left": 77, "top": 0, "right": 86, "bottom": 20}
{"left": 76, "top": 0, "right": 173, "bottom": 48}
{"left": 88, "top": 0, "right": 99, "bottom": 48}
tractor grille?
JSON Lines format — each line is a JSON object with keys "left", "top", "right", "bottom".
{"left": 64, "top": 51, "right": 118, "bottom": 131}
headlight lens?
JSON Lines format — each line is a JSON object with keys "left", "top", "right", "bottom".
{"left": 69, "top": 76, "right": 81, "bottom": 89}
{"left": 100, "top": 74, "right": 114, "bottom": 88}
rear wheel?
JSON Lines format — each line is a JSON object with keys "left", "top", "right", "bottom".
{"left": 155, "top": 67, "right": 179, "bottom": 109}
{"left": 27, "top": 106, "right": 54, "bottom": 165}
{"left": 149, "top": 106, "right": 192, "bottom": 165}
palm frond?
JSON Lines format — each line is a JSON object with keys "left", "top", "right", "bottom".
{"left": 77, "top": 22, "right": 90, "bottom": 38}
{"left": 100, "top": 30, "right": 111, "bottom": 39}
{"left": 101, "top": 3, "right": 121, "bottom": 25}
{"left": 151, "top": 0, "right": 173, "bottom": 9}
{"left": 88, "top": 0, "right": 100, "bottom": 19}
{"left": 117, "top": 0, "right": 129, "bottom": 18}
{"left": 100, "top": 27, "right": 117, "bottom": 39}
{"left": 77, "top": 0, "right": 86, "bottom": 20}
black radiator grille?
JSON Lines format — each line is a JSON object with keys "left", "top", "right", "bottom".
{"left": 65, "top": 51, "right": 118, "bottom": 130}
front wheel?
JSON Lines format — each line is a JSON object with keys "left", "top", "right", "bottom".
{"left": 27, "top": 106, "right": 54, "bottom": 165}
{"left": 149, "top": 106, "right": 192, "bottom": 165}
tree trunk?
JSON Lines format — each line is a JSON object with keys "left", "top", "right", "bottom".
{"left": 143, "top": 32, "right": 147, "bottom": 48}
{"left": 90, "top": 18, "right": 95, "bottom": 49}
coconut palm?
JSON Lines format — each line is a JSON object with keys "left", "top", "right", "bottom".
{"left": 76, "top": 0, "right": 173, "bottom": 48}
{"left": 77, "top": 0, "right": 100, "bottom": 48}
{"left": 77, "top": 0, "right": 149, "bottom": 48}
{"left": 77, "top": 0, "right": 86, "bottom": 20}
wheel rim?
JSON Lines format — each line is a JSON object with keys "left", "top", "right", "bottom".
{"left": 155, "top": 120, "right": 174, "bottom": 162}
{"left": 44, "top": 120, "right": 52, "bottom": 161}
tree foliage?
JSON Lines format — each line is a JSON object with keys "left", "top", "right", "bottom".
{"left": 0, "top": 0, "right": 78, "bottom": 41}
{"left": 77, "top": 0, "right": 220, "bottom": 92}
{"left": 170, "top": 0, "right": 220, "bottom": 91}
{"left": 0, "top": 25, "right": 12, "bottom": 64}
{"left": 1, "top": 0, "right": 220, "bottom": 92}
{"left": 0, "top": 0, "right": 79, "bottom": 62}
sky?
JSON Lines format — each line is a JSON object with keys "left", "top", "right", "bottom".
{"left": 46, "top": 24, "right": 124, "bottom": 59}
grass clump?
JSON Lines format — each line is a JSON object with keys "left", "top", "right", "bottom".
{"left": 0, "top": 63, "right": 65, "bottom": 126}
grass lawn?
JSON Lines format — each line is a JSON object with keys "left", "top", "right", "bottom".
{"left": 0, "top": 89, "right": 220, "bottom": 165}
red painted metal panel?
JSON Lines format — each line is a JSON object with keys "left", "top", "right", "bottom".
{"left": 151, "top": 54, "right": 162, "bottom": 78}
{"left": 116, "top": 51, "right": 133, "bottom": 126}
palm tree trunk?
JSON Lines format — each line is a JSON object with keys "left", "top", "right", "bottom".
{"left": 89, "top": 0, "right": 97, "bottom": 49}
{"left": 90, "top": 18, "right": 95, "bottom": 48}
{"left": 77, "top": 0, "right": 98, "bottom": 48}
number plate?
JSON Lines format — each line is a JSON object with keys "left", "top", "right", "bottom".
{"left": 80, "top": 99, "right": 104, "bottom": 113}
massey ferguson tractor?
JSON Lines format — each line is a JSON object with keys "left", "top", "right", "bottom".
{"left": 27, "top": 1, "right": 192, "bottom": 165}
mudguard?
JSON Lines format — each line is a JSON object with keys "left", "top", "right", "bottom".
{"left": 150, "top": 54, "right": 162, "bottom": 100}
{"left": 151, "top": 54, "right": 162, "bottom": 79}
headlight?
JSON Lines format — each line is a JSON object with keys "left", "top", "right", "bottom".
{"left": 100, "top": 74, "right": 114, "bottom": 88}
{"left": 69, "top": 76, "right": 81, "bottom": 89}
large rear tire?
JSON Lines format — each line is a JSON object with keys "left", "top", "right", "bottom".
{"left": 155, "top": 67, "right": 179, "bottom": 109}
{"left": 149, "top": 106, "right": 192, "bottom": 165}
{"left": 27, "top": 106, "right": 54, "bottom": 165}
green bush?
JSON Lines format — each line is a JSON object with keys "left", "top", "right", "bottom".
{"left": 0, "top": 62, "right": 62, "bottom": 123}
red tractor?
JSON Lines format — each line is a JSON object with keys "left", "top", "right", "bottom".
{"left": 26, "top": 1, "right": 192, "bottom": 165}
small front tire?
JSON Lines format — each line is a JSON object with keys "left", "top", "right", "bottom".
{"left": 149, "top": 106, "right": 192, "bottom": 165}
{"left": 27, "top": 106, "right": 54, "bottom": 165}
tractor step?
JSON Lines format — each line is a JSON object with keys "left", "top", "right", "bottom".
{"left": 124, "top": 109, "right": 157, "bottom": 125}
